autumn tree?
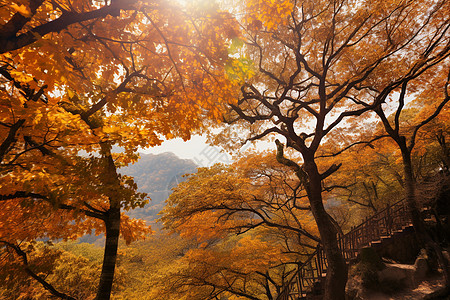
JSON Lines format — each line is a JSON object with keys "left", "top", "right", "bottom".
{"left": 0, "top": 0, "right": 239, "bottom": 298}
{"left": 0, "top": 241, "right": 128, "bottom": 300}
{"left": 321, "top": 97, "right": 449, "bottom": 214}
{"left": 366, "top": 58, "right": 450, "bottom": 287}
{"left": 317, "top": 122, "right": 448, "bottom": 235}
{"left": 318, "top": 126, "right": 405, "bottom": 215}
{"left": 155, "top": 233, "right": 290, "bottom": 300}
{"left": 160, "top": 152, "right": 319, "bottom": 299}
{"left": 221, "top": 0, "right": 450, "bottom": 298}
{"left": 319, "top": 0, "right": 450, "bottom": 284}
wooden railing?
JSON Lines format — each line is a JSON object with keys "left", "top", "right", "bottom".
{"left": 338, "top": 199, "right": 411, "bottom": 260}
{"left": 277, "top": 245, "right": 327, "bottom": 300}
{"left": 277, "top": 199, "right": 413, "bottom": 299}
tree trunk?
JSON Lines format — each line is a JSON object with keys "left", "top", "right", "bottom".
{"left": 96, "top": 204, "right": 121, "bottom": 300}
{"left": 303, "top": 158, "right": 348, "bottom": 300}
{"left": 96, "top": 146, "right": 122, "bottom": 300}
{"left": 401, "top": 148, "right": 450, "bottom": 289}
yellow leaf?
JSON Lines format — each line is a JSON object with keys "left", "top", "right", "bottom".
{"left": 67, "top": 89, "right": 75, "bottom": 98}
{"left": 10, "top": 4, "right": 32, "bottom": 18}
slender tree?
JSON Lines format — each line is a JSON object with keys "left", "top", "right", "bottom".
{"left": 0, "top": 0, "right": 238, "bottom": 298}
{"left": 371, "top": 69, "right": 450, "bottom": 288}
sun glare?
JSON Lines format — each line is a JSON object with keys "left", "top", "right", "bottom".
{"left": 173, "top": 0, "right": 188, "bottom": 7}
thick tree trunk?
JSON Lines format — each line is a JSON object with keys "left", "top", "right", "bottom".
{"left": 401, "top": 148, "right": 450, "bottom": 289}
{"left": 303, "top": 158, "right": 348, "bottom": 300}
{"left": 402, "top": 150, "right": 422, "bottom": 231}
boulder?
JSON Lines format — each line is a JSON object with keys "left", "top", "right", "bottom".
{"left": 377, "top": 263, "right": 415, "bottom": 288}
{"left": 443, "top": 250, "right": 450, "bottom": 264}
{"left": 413, "top": 249, "right": 429, "bottom": 284}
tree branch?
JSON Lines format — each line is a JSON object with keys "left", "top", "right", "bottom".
{"left": 0, "top": 1, "right": 144, "bottom": 53}
{"left": 0, "top": 119, "right": 25, "bottom": 162}
{"left": 315, "top": 135, "right": 389, "bottom": 158}
{"left": 320, "top": 163, "right": 342, "bottom": 180}
{"left": 409, "top": 69, "right": 450, "bottom": 152}
{"left": 0, "top": 241, "right": 77, "bottom": 300}
{"left": 0, "top": 191, "right": 105, "bottom": 220}
{"left": 0, "top": 0, "right": 45, "bottom": 40}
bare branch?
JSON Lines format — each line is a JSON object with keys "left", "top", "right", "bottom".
{"left": 0, "top": 241, "right": 77, "bottom": 300}
{"left": 0, "top": 1, "right": 147, "bottom": 53}
{"left": 0, "top": 119, "right": 25, "bottom": 162}
{"left": 0, "top": 191, "right": 105, "bottom": 220}
{"left": 409, "top": 69, "right": 450, "bottom": 152}
{"left": 315, "top": 135, "right": 389, "bottom": 158}
{"left": 320, "top": 163, "right": 342, "bottom": 180}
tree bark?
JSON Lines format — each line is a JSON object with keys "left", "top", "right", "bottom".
{"left": 96, "top": 204, "right": 121, "bottom": 300}
{"left": 276, "top": 141, "right": 348, "bottom": 299}
{"left": 0, "top": 2, "right": 131, "bottom": 54}
{"left": 401, "top": 146, "right": 450, "bottom": 289}
{"left": 303, "top": 157, "right": 348, "bottom": 300}
{"left": 96, "top": 146, "right": 122, "bottom": 300}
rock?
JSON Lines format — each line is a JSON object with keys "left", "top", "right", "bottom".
{"left": 346, "top": 272, "right": 364, "bottom": 300}
{"left": 355, "top": 248, "right": 384, "bottom": 290}
{"left": 378, "top": 265, "right": 406, "bottom": 281}
{"left": 414, "top": 257, "right": 429, "bottom": 283}
{"left": 359, "top": 247, "right": 385, "bottom": 270}
{"left": 346, "top": 249, "right": 385, "bottom": 298}
{"left": 377, "top": 263, "right": 415, "bottom": 288}
{"left": 443, "top": 250, "right": 450, "bottom": 264}
{"left": 347, "top": 249, "right": 445, "bottom": 299}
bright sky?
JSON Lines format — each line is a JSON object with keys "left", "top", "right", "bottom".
{"left": 140, "top": 135, "right": 212, "bottom": 160}
{"left": 140, "top": 134, "right": 273, "bottom": 167}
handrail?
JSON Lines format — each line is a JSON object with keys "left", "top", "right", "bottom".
{"left": 344, "top": 198, "right": 406, "bottom": 238}
{"left": 338, "top": 198, "right": 410, "bottom": 260}
{"left": 345, "top": 198, "right": 404, "bottom": 237}
{"left": 277, "top": 246, "right": 321, "bottom": 300}
{"left": 276, "top": 198, "right": 413, "bottom": 299}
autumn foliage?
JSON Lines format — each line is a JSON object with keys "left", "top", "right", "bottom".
{"left": 1, "top": 0, "right": 239, "bottom": 298}
{"left": 159, "top": 152, "right": 319, "bottom": 299}
{"left": 0, "top": 0, "right": 449, "bottom": 299}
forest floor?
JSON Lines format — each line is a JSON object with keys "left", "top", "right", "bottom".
{"left": 362, "top": 275, "right": 447, "bottom": 300}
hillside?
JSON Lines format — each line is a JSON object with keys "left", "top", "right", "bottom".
{"left": 120, "top": 152, "right": 198, "bottom": 224}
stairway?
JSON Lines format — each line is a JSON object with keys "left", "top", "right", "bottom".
{"left": 277, "top": 199, "right": 416, "bottom": 300}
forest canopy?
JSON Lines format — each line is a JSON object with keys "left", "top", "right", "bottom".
{"left": 0, "top": 0, "right": 449, "bottom": 299}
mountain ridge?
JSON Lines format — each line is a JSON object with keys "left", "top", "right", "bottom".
{"left": 120, "top": 152, "right": 198, "bottom": 223}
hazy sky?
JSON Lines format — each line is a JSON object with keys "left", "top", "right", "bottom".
{"left": 140, "top": 135, "right": 234, "bottom": 167}
{"left": 141, "top": 135, "right": 211, "bottom": 159}
{"left": 140, "top": 134, "right": 272, "bottom": 167}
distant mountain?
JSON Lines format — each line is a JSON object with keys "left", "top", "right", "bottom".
{"left": 120, "top": 152, "right": 198, "bottom": 224}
